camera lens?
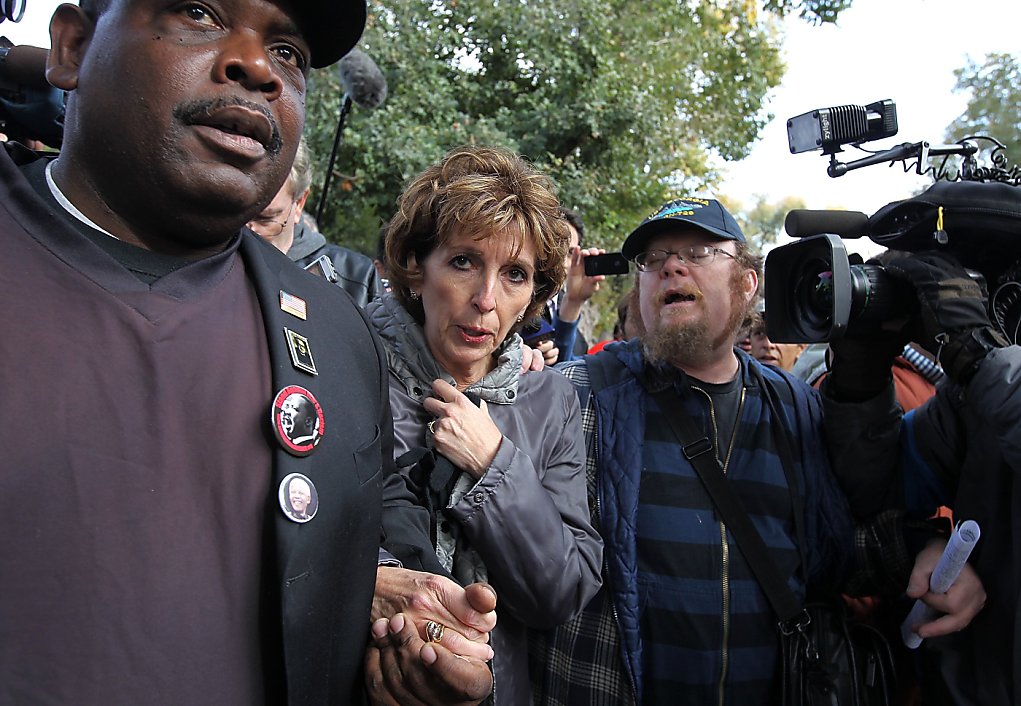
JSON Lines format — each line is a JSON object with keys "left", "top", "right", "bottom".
{"left": 791, "top": 258, "right": 835, "bottom": 331}
{"left": 846, "top": 264, "right": 915, "bottom": 333}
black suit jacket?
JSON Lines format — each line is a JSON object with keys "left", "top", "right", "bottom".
{"left": 241, "top": 234, "right": 401, "bottom": 704}
{"left": 0, "top": 140, "right": 432, "bottom": 704}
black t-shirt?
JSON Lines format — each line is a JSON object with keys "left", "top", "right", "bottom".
{"left": 20, "top": 155, "right": 198, "bottom": 283}
{"left": 689, "top": 373, "right": 743, "bottom": 461}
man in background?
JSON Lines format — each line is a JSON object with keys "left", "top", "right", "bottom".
{"left": 248, "top": 134, "right": 381, "bottom": 307}
{"left": 532, "top": 207, "right": 606, "bottom": 364}
{"left": 749, "top": 305, "right": 809, "bottom": 372}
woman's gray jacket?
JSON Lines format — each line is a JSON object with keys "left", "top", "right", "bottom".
{"left": 367, "top": 295, "right": 603, "bottom": 705}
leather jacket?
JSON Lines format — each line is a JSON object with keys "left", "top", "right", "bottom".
{"left": 288, "top": 223, "right": 382, "bottom": 308}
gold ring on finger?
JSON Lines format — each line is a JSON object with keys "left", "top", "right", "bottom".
{"left": 425, "top": 620, "right": 445, "bottom": 643}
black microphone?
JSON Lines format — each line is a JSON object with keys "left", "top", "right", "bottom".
{"left": 784, "top": 209, "right": 869, "bottom": 239}
{"left": 336, "top": 48, "right": 387, "bottom": 109}
{"left": 0, "top": 44, "right": 50, "bottom": 91}
{"left": 315, "top": 48, "right": 388, "bottom": 225}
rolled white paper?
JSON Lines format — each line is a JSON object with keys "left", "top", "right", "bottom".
{"left": 901, "top": 519, "right": 981, "bottom": 649}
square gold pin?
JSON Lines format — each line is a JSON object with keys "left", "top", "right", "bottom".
{"left": 284, "top": 328, "right": 318, "bottom": 375}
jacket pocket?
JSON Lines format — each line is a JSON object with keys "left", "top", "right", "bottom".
{"left": 354, "top": 425, "right": 382, "bottom": 485}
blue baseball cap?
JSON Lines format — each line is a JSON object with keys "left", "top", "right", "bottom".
{"left": 622, "top": 197, "right": 746, "bottom": 261}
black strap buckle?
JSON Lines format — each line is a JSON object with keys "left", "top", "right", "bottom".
{"left": 683, "top": 437, "right": 714, "bottom": 460}
{"left": 778, "top": 609, "right": 812, "bottom": 636}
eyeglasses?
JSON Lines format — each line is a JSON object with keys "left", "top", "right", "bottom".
{"left": 247, "top": 215, "right": 290, "bottom": 238}
{"left": 633, "top": 245, "right": 737, "bottom": 272}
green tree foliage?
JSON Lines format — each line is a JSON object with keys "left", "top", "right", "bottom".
{"left": 302, "top": 0, "right": 846, "bottom": 257}
{"left": 722, "top": 194, "right": 806, "bottom": 252}
{"left": 763, "top": 0, "right": 852, "bottom": 24}
{"left": 944, "top": 52, "right": 1021, "bottom": 170}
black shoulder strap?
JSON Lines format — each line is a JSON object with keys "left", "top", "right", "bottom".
{"left": 651, "top": 385, "right": 804, "bottom": 622}
{"left": 749, "top": 365, "right": 811, "bottom": 591}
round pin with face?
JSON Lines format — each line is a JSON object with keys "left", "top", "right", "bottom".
{"left": 271, "top": 385, "right": 325, "bottom": 457}
{"left": 279, "top": 472, "right": 318, "bottom": 523}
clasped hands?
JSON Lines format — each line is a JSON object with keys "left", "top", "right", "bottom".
{"left": 367, "top": 565, "right": 498, "bottom": 705}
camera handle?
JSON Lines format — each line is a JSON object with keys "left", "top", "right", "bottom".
{"left": 827, "top": 141, "right": 978, "bottom": 178}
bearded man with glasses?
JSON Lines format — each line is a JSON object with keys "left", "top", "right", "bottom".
{"left": 529, "top": 197, "right": 985, "bottom": 706}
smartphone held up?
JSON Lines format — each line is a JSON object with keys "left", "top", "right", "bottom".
{"left": 583, "top": 252, "right": 630, "bottom": 276}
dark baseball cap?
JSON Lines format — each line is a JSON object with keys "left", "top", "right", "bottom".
{"left": 621, "top": 197, "right": 746, "bottom": 261}
{"left": 293, "top": 0, "right": 367, "bottom": 69}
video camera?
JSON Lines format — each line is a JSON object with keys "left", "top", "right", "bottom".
{"left": 0, "top": 2, "right": 65, "bottom": 148}
{"left": 0, "top": 39, "right": 64, "bottom": 147}
{"left": 765, "top": 99, "right": 1021, "bottom": 345}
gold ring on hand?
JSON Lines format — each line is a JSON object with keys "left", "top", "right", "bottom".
{"left": 425, "top": 620, "right": 445, "bottom": 643}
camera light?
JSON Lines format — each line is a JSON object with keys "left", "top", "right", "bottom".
{"left": 787, "top": 99, "right": 898, "bottom": 154}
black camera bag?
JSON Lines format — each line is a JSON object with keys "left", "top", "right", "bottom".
{"left": 780, "top": 597, "right": 896, "bottom": 706}
{"left": 868, "top": 180, "right": 1021, "bottom": 280}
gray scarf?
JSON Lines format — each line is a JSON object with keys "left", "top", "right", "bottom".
{"left": 366, "top": 294, "right": 524, "bottom": 583}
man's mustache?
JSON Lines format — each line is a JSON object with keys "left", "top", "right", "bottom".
{"left": 657, "top": 285, "right": 703, "bottom": 305}
{"left": 174, "top": 96, "right": 283, "bottom": 155}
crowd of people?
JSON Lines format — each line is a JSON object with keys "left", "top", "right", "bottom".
{"left": 1, "top": 1, "right": 1017, "bottom": 705}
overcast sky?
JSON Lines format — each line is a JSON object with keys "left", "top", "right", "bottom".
{"left": 718, "top": 0, "right": 1021, "bottom": 221}
{"left": 0, "top": 3, "right": 52, "bottom": 47}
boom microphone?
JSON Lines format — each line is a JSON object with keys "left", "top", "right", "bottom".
{"left": 784, "top": 209, "right": 869, "bottom": 239}
{"left": 315, "top": 48, "right": 388, "bottom": 225}
{"left": 336, "top": 48, "right": 387, "bottom": 109}
{"left": 0, "top": 44, "right": 50, "bottom": 91}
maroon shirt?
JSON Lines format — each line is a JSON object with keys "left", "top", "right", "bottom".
{"left": 0, "top": 152, "right": 275, "bottom": 703}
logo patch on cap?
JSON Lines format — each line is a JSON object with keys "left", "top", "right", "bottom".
{"left": 622, "top": 196, "right": 746, "bottom": 260}
{"left": 648, "top": 197, "right": 711, "bottom": 221}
